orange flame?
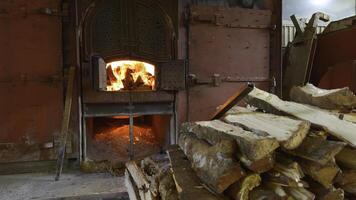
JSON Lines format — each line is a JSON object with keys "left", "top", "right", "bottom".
{"left": 106, "top": 60, "right": 156, "bottom": 91}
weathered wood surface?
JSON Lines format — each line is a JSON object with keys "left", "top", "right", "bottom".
{"left": 211, "top": 83, "right": 254, "bottom": 120}
{"left": 226, "top": 174, "right": 261, "bottom": 200}
{"left": 300, "top": 160, "right": 340, "bottom": 188}
{"left": 267, "top": 157, "right": 305, "bottom": 188}
{"left": 286, "top": 136, "right": 346, "bottom": 165}
{"left": 125, "top": 169, "right": 140, "bottom": 200}
{"left": 335, "top": 147, "right": 356, "bottom": 169}
{"left": 167, "top": 147, "right": 225, "bottom": 200}
{"left": 238, "top": 153, "right": 275, "bottom": 173}
{"left": 284, "top": 187, "right": 315, "bottom": 200}
{"left": 290, "top": 83, "right": 356, "bottom": 110}
{"left": 335, "top": 170, "right": 356, "bottom": 186}
{"left": 179, "top": 133, "right": 244, "bottom": 193}
{"left": 225, "top": 106, "right": 256, "bottom": 115}
{"left": 181, "top": 120, "right": 279, "bottom": 161}
{"left": 249, "top": 186, "right": 283, "bottom": 200}
{"left": 158, "top": 171, "right": 179, "bottom": 200}
{"left": 223, "top": 113, "right": 310, "bottom": 150}
{"left": 126, "top": 161, "right": 154, "bottom": 200}
{"left": 245, "top": 87, "right": 356, "bottom": 147}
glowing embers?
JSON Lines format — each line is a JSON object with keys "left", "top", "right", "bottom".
{"left": 106, "top": 60, "right": 156, "bottom": 91}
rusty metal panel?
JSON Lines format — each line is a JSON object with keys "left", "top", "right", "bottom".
{"left": 159, "top": 60, "right": 186, "bottom": 90}
{"left": 311, "top": 27, "right": 356, "bottom": 85}
{"left": 0, "top": 0, "right": 63, "bottom": 162}
{"left": 318, "top": 61, "right": 356, "bottom": 93}
{"left": 188, "top": 6, "right": 272, "bottom": 121}
{"left": 189, "top": 6, "right": 271, "bottom": 81}
{"left": 188, "top": 82, "right": 269, "bottom": 121}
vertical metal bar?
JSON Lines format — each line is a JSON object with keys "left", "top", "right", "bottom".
{"left": 74, "top": 0, "right": 83, "bottom": 164}
{"left": 129, "top": 93, "right": 134, "bottom": 160}
{"left": 82, "top": 117, "right": 87, "bottom": 161}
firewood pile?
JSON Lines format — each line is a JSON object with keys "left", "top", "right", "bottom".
{"left": 125, "top": 84, "right": 356, "bottom": 200}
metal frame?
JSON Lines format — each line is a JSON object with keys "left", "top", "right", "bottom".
{"left": 82, "top": 102, "right": 175, "bottom": 161}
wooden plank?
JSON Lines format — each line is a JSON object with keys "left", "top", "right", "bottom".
{"left": 290, "top": 83, "right": 356, "bottom": 110}
{"left": 167, "top": 147, "right": 225, "bottom": 200}
{"left": 55, "top": 67, "right": 75, "bottom": 181}
{"left": 178, "top": 133, "right": 244, "bottom": 193}
{"left": 211, "top": 84, "right": 254, "bottom": 120}
{"left": 181, "top": 120, "right": 279, "bottom": 161}
{"left": 223, "top": 113, "right": 310, "bottom": 150}
{"left": 245, "top": 87, "right": 356, "bottom": 147}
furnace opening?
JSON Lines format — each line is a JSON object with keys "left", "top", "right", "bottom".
{"left": 106, "top": 60, "right": 156, "bottom": 91}
{"left": 85, "top": 115, "right": 170, "bottom": 162}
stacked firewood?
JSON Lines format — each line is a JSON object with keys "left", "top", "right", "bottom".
{"left": 125, "top": 84, "right": 356, "bottom": 200}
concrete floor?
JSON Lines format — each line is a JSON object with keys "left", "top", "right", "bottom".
{"left": 0, "top": 172, "right": 128, "bottom": 200}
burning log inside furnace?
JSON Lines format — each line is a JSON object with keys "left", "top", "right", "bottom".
{"left": 105, "top": 60, "right": 156, "bottom": 91}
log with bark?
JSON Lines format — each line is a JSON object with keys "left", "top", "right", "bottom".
{"left": 226, "top": 174, "right": 261, "bottom": 200}
{"left": 286, "top": 136, "right": 346, "bottom": 165}
{"left": 178, "top": 133, "right": 244, "bottom": 193}
{"left": 223, "top": 113, "right": 310, "bottom": 150}
{"left": 167, "top": 147, "right": 226, "bottom": 200}
{"left": 238, "top": 153, "right": 275, "bottom": 173}
{"left": 267, "top": 156, "right": 306, "bottom": 188}
{"left": 299, "top": 160, "right": 340, "bottom": 188}
{"left": 284, "top": 187, "right": 315, "bottom": 200}
{"left": 125, "top": 169, "right": 140, "bottom": 200}
{"left": 245, "top": 87, "right": 356, "bottom": 147}
{"left": 335, "top": 147, "right": 356, "bottom": 170}
{"left": 249, "top": 186, "right": 284, "bottom": 200}
{"left": 126, "top": 161, "right": 155, "bottom": 200}
{"left": 180, "top": 120, "right": 279, "bottom": 161}
{"left": 290, "top": 83, "right": 356, "bottom": 110}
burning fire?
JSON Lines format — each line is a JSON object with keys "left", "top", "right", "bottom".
{"left": 106, "top": 60, "right": 156, "bottom": 91}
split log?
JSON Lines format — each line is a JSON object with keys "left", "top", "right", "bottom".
{"left": 226, "top": 174, "right": 261, "bottom": 200}
{"left": 340, "top": 183, "right": 356, "bottom": 195}
{"left": 290, "top": 83, "right": 356, "bottom": 110}
{"left": 223, "top": 113, "right": 310, "bottom": 150}
{"left": 245, "top": 87, "right": 356, "bottom": 147}
{"left": 238, "top": 153, "right": 275, "bottom": 173}
{"left": 284, "top": 187, "right": 315, "bottom": 200}
{"left": 158, "top": 171, "right": 179, "bottom": 200}
{"left": 264, "top": 183, "right": 291, "bottom": 199}
{"left": 286, "top": 137, "right": 346, "bottom": 165}
{"left": 335, "top": 147, "right": 356, "bottom": 169}
{"left": 299, "top": 160, "right": 340, "bottom": 188}
{"left": 178, "top": 133, "right": 244, "bottom": 193}
{"left": 249, "top": 187, "right": 284, "bottom": 200}
{"left": 125, "top": 169, "right": 140, "bottom": 200}
{"left": 226, "top": 106, "right": 257, "bottom": 115}
{"left": 126, "top": 161, "right": 154, "bottom": 200}
{"left": 267, "top": 156, "right": 305, "bottom": 187}
{"left": 335, "top": 170, "right": 356, "bottom": 186}
{"left": 180, "top": 120, "right": 279, "bottom": 161}
{"left": 307, "top": 178, "right": 344, "bottom": 200}
{"left": 166, "top": 147, "right": 225, "bottom": 200}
